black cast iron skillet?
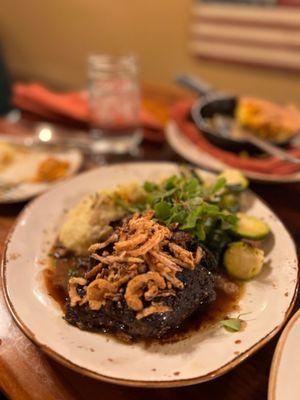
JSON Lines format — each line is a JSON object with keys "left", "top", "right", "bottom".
{"left": 176, "top": 74, "right": 300, "bottom": 164}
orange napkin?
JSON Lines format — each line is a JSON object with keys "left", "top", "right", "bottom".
{"left": 171, "top": 101, "right": 300, "bottom": 176}
{"left": 12, "top": 83, "right": 164, "bottom": 142}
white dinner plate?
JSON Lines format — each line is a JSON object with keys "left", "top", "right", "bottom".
{"left": 269, "top": 308, "right": 300, "bottom": 400}
{"left": 166, "top": 121, "right": 300, "bottom": 183}
{"left": 2, "top": 162, "right": 298, "bottom": 387}
{"left": 0, "top": 149, "right": 82, "bottom": 204}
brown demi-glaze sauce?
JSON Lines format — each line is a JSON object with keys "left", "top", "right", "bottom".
{"left": 44, "top": 246, "right": 244, "bottom": 344}
{"left": 158, "top": 286, "right": 243, "bottom": 345}
{"left": 44, "top": 268, "right": 67, "bottom": 311}
{"left": 44, "top": 246, "right": 89, "bottom": 312}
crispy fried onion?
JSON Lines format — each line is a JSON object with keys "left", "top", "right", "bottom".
{"left": 136, "top": 303, "right": 171, "bottom": 320}
{"left": 169, "top": 242, "right": 203, "bottom": 270}
{"left": 125, "top": 271, "right": 166, "bottom": 311}
{"left": 68, "top": 277, "right": 87, "bottom": 307}
{"left": 88, "top": 233, "right": 118, "bottom": 253}
{"left": 68, "top": 211, "right": 203, "bottom": 318}
{"left": 86, "top": 279, "right": 116, "bottom": 310}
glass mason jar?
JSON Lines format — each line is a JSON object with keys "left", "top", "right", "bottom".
{"left": 88, "top": 54, "right": 142, "bottom": 154}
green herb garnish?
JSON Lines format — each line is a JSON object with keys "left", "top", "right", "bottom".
{"left": 68, "top": 268, "right": 80, "bottom": 277}
{"left": 220, "top": 318, "right": 242, "bottom": 332}
{"left": 114, "top": 197, "right": 145, "bottom": 214}
{"left": 142, "top": 169, "right": 239, "bottom": 246}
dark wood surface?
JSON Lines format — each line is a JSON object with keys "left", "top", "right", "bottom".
{"left": 0, "top": 84, "right": 299, "bottom": 400}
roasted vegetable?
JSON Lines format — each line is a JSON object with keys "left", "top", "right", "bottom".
{"left": 218, "top": 169, "right": 248, "bottom": 192}
{"left": 223, "top": 241, "right": 264, "bottom": 280}
{"left": 231, "top": 213, "right": 270, "bottom": 240}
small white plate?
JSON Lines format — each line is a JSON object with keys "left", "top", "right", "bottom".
{"left": 269, "top": 309, "right": 300, "bottom": 400}
{"left": 0, "top": 149, "right": 82, "bottom": 203}
{"left": 2, "top": 162, "right": 298, "bottom": 387}
{"left": 166, "top": 121, "right": 300, "bottom": 183}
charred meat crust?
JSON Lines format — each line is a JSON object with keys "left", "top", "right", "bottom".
{"left": 65, "top": 249, "right": 216, "bottom": 339}
{"left": 64, "top": 213, "right": 218, "bottom": 340}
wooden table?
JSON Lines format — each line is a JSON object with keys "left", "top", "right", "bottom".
{"left": 0, "top": 85, "right": 299, "bottom": 400}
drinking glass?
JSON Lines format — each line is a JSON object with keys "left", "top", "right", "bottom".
{"left": 88, "top": 54, "right": 142, "bottom": 156}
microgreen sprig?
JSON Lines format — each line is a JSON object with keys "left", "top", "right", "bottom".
{"left": 143, "top": 170, "right": 238, "bottom": 245}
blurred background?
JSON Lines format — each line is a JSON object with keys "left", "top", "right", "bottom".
{"left": 1, "top": 0, "right": 300, "bottom": 103}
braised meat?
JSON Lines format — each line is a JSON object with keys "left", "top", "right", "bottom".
{"left": 65, "top": 212, "right": 217, "bottom": 340}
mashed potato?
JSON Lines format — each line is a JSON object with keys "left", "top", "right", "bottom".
{"left": 59, "top": 183, "right": 146, "bottom": 254}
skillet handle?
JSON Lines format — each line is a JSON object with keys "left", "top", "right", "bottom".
{"left": 245, "top": 132, "right": 300, "bottom": 164}
{"left": 175, "top": 74, "right": 214, "bottom": 97}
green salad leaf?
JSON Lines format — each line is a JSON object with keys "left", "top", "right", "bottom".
{"left": 220, "top": 318, "right": 242, "bottom": 332}
{"left": 142, "top": 168, "right": 239, "bottom": 248}
{"left": 154, "top": 202, "right": 172, "bottom": 220}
